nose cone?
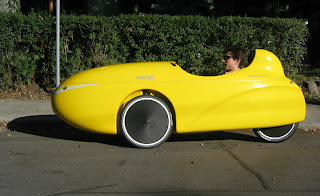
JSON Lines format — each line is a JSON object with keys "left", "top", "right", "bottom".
{"left": 50, "top": 66, "right": 103, "bottom": 126}
{"left": 50, "top": 81, "right": 119, "bottom": 135}
{"left": 51, "top": 84, "right": 76, "bottom": 127}
{"left": 51, "top": 83, "right": 101, "bottom": 129}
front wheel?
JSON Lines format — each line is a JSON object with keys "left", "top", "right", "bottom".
{"left": 253, "top": 123, "right": 299, "bottom": 143}
{"left": 120, "top": 95, "right": 173, "bottom": 148}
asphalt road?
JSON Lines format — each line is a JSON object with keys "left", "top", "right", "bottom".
{"left": 0, "top": 99, "right": 319, "bottom": 195}
{"left": 0, "top": 116, "right": 319, "bottom": 195}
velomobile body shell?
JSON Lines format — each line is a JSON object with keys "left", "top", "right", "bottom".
{"left": 52, "top": 49, "right": 306, "bottom": 135}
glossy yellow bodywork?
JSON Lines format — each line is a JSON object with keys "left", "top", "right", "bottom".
{"left": 52, "top": 49, "right": 306, "bottom": 134}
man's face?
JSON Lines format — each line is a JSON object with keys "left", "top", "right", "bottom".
{"left": 221, "top": 51, "right": 240, "bottom": 71}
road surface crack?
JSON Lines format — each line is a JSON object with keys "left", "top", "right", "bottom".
{"left": 219, "top": 142, "right": 271, "bottom": 191}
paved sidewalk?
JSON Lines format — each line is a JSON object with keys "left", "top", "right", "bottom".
{"left": 0, "top": 99, "right": 54, "bottom": 122}
{"left": 0, "top": 99, "right": 319, "bottom": 129}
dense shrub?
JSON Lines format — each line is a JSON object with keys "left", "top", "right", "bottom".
{"left": 0, "top": 12, "right": 309, "bottom": 90}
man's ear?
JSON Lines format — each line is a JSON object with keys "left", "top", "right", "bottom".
{"left": 236, "top": 58, "right": 241, "bottom": 66}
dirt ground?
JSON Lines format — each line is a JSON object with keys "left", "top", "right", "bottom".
{"left": 0, "top": 84, "right": 51, "bottom": 100}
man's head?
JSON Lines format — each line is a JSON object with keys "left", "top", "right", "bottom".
{"left": 222, "top": 46, "right": 247, "bottom": 72}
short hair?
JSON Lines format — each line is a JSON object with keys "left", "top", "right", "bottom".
{"left": 224, "top": 46, "right": 247, "bottom": 67}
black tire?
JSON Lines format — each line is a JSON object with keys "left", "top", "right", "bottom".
{"left": 120, "top": 95, "right": 173, "bottom": 148}
{"left": 253, "top": 123, "right": 298, "bottom": 142}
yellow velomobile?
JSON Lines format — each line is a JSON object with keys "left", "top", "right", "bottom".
{"left": 51, "top": 49, "right": 306, "bottom": 148}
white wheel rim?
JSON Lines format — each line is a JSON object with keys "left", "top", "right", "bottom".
{"left": 257, "top": 123, "right": 297, "bottom": 142}
{"left": 121, "top": 96, "right": 173, "bottom": 148}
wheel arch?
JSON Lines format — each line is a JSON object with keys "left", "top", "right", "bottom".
{"left": 116, "top": 89, "right": 176, "bottom": 134}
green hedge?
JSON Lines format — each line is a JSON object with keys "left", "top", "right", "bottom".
{"left": 0, "top": 12, "right": 309, "bottom": 91}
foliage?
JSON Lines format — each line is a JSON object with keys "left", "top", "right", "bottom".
{"left": 0, "top": 12, "right": 309, "bottom": 91}
{"left": 0, "top": 11, "right": 40, "bottom": 89}
{"left": 128, "top": 0, "right": 216, "bottom": 16}
{"left": 289, "top": 73, "right": 320, "bottom": 105}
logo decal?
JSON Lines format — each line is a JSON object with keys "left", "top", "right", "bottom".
{"left": 136, "top": 76, "right": 155, "bottom": 80}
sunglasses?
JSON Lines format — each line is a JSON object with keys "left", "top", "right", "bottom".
{"left": 223, "top": 55, "right": 232, "bottom": 61}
